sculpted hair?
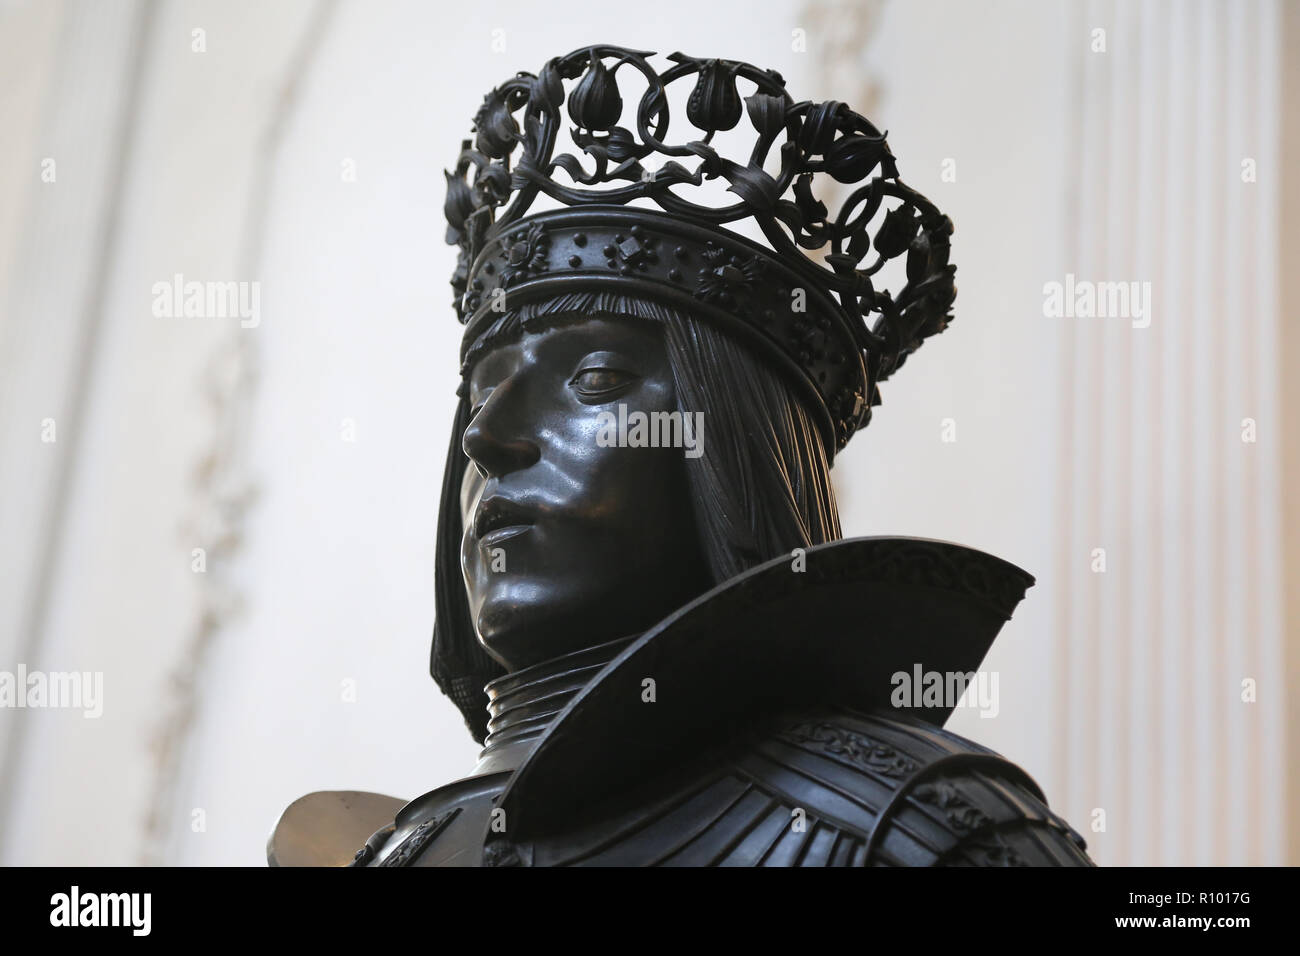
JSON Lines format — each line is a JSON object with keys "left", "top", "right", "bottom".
{"left": 657, "top": 307, "right": 841, "bottom": 581}
{"left": 433, "top": 291, "right": 842, "bottom": 741}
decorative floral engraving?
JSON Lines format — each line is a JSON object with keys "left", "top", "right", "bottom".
{"left": 377, "top": 808, "right": 461, "bottom": 867}
{"left": 498, "top": 221, "right": 550, "bottom": 287}
{"left": 694, "top": 247, "right": 764, "bottom": 307}
{"left": 781, "top": 721, "right": 918, "bottom": 779}
{"left": 914, "top": 780, "right": 994, "bottom": 832}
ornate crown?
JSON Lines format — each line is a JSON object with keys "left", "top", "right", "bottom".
{"left": 444, "top": 45, "right": 956, "bottom": 453}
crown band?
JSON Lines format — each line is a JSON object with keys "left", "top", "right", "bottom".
{"left": 459, "top": 206, "right": 867, "bottom": 452}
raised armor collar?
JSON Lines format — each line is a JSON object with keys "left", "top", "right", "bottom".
{"left": 485, "top": 536, "right": 1034, "bottom": 841}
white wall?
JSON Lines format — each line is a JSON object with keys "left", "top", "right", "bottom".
{"left": 0, "top": 0, "right": 1293, "bottom": 865}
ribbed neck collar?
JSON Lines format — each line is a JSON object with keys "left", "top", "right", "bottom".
{"left": 472, "top": 634, "right": 636, "bottom": 775}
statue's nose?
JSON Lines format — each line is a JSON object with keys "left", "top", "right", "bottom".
{"left": 462, "top": 395, "right": 541, "bottom": 479}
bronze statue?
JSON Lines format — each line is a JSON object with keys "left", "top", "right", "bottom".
{"left": 270, "top": 45, "right": 1093, "bottom": 867}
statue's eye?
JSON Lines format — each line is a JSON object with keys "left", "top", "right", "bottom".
{"left": 569, "top": 366, "right": 637, "bottom": 398}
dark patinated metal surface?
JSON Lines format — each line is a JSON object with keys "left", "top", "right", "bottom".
{"left": 342, "top": 538, "right": 1090, "bottom": 867}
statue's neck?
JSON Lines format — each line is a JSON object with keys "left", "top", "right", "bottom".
{"left": 473, "top": 634, "right": 637, "bottom": 775}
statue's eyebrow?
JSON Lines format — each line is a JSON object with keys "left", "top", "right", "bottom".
{"left": 571, "top": 348, "right": 640, "bottom": 372}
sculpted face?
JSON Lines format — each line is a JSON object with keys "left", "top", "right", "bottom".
{"left": 460, "top": 316, "right": 712, "bottom": 670}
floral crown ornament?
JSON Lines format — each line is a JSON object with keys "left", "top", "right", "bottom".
{"left": 444, "top": 44, "right": 956, "bottom": 454}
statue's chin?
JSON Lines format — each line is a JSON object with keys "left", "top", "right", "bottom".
{"left": 471, "top": 581, "right": 663, "bottom": 672}
{"left": 467, "top": 549, "right": 716, "bottom": 671}
{"left": 471, "top": 585, "right": 589, "bottom": 671}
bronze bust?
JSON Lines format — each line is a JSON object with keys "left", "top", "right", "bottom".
{"left": 270, "top": 45, "right": 1092, "bottom": 867}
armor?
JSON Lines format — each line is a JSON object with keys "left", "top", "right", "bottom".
{"left": 272, "top": 538, "right": 1092, "bottom": 867}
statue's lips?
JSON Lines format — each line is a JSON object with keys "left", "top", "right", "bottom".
{"left": 480, "top": 524, "right": 531, "bottom": 547}
{"left": 473, "top": 496, "right": 535, "bottom": 543}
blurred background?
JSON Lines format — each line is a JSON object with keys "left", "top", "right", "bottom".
{"left": 1, "top": 0, "right": 1296, "bottom": 866}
